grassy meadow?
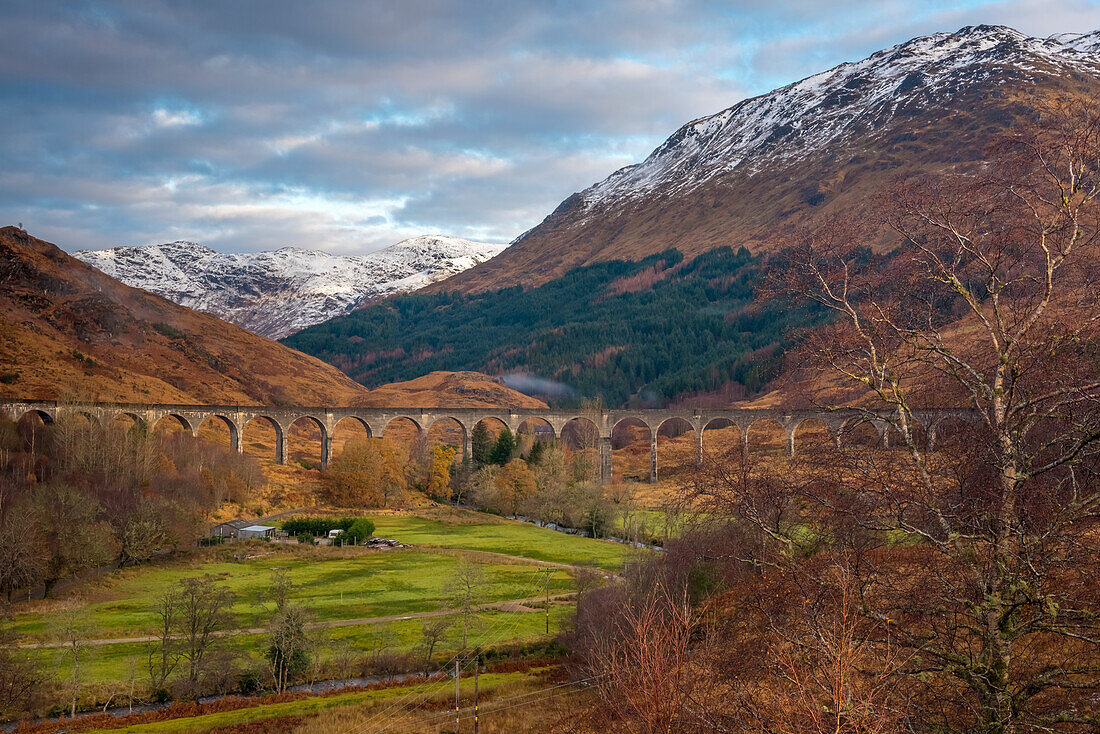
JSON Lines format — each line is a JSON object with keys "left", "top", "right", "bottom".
{"left": 14, "top": 507, "right": 633, "bottom": 700}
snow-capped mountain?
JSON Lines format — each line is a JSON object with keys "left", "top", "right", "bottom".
{"left": 577, "top": 26, "right": 1100, "bottom": 210}
{"left": 432, "top": 25, "right": 1100, "bottom": 293}
{"left": 74, "top": 236, "right": 507, "bottom": 338}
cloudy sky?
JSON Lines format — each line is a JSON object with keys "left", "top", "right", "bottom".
{"left": 3, "top": 0, "right": 1100, "bottom": 254}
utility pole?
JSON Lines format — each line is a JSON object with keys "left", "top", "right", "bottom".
{"left": 540, "top": 568, "right": 552, "bottom": 634}
{"left": 473, "top": 648, "right": 480, "bottom": 734}
{"left": 455, "top": 657, "right": 461, "bottom": 734}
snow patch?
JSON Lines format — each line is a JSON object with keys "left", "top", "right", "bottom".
{"left": 74, "top": 236, "right": 507, "bottom": 339}
{"left": 577, "top": 25, "right": 1100, "bottom": 212}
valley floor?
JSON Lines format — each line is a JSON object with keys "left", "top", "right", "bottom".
{"left": 6, "top": 508, "right": 628, "bottom": 732}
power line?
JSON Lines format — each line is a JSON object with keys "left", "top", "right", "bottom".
{"left": 354, "top": 573, "right": 545, "bottom": 733}
{"left": 361, "top": 578, "right": 541, "bottom": 733}
{"left": 356, "top": 572, "right": 550, "bottom": 734}
{"left": 410, "top": 674, "right": 609, "bottom": 729}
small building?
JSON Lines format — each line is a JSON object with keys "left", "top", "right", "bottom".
{"left": 238, "top": 525, "right": 276, "bottom": 540}
{"left": 210, "top": 518, "right": 254, "bottom": 539}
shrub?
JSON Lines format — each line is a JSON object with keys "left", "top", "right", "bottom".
{"left": 342, "top": 518, "right": 375, "bottom": 543}
{"left": 282, "top": 517, "right": 357, "bottom": 537}
{"left": 237, "top": 668, "right": 264, "bottom": 696}
{"left": 71, "top": 349, "right": 96, "bottom": 367}
{"left": 295, "top": 532, "right": 316, "bottom": 545}
{"left": 153, "top": 322, "right": 184, "bottom": 339}
{"left": 0, "top": 371, "right": 18, "bottom": 384}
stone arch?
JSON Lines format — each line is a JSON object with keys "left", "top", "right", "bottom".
{"left": 197, "top": 413, "right": 240, "bottom": 452}
{"left": 746, "top": 417, "right": 787, "bottom": 457}
{"left": 611, "top": 417, "right": 653, "bottom": 483}
{"left": 701, "top": 417, "right": 743, "bottom": 462}
{"left": 330, "top": 416, "right": 372, "bottom": 462}
{"left": 57, "top": 409, "right": 102, "bottom": 429}
{"left": 561, "top": 417, "right": 600, "bottom": 451}
{"left": 561, "top": 417, "right": 605, "bottom": 483}
{"left": 516, "top": 417, "right": 555, "bottom": 455}
{"left": 152, "top": 413, "right": 193, "bottom": 436}
{"left": 287, "top": 415, "right": 329, "bottom": 469}
{"left": 837, "top": 418, "right": 881, "bottom": 449}
{"left": 384, "top": 416, "right": 426, "bottom": 463}
{"left": 906, "top": 419, "right": 930, "bottom": 450}
{"left": 109, "top": 410, "right": 148, "bottom": 434}
{"left": 471, "top": 415, "right": 508, "bottom": 432}
{"left": 242, "top": 415, "right": 286, "bottom": 464}
{"left": 929, "top": 415, "right": 971, "bottom": 452}
{"left": 884, "top": 424, "right": 905, "bottom": 450}
{"left": 13, "top": 409, "right": 55, "bottom": 456}
{"left": 655, "top": 417, "right": 696, "bottom": 482}
{"left": 17, "top": 408, "right": 55, "bottom": 426}
{"left": 426, "top": 417, "right": 467, "bottom": 459}
{"left": 334, "top": 415, "right": 373, "bottom": 438}
{"left": 468, "top": 416, "right": 509, "bottom": 464}
{"left": 791, "top": 416, "right": 832, "bottom": 455}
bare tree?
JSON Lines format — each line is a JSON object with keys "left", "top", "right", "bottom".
{"left": 415, "top": 617, "right": 452, "bottom": 669}
{"left": 263, "top": 570, "right": 314, "bottom": 693}
{"left": 0, "top": 512, "right": 43, "bottom": 601}
{"left": 750, "top": 558, "right": 912, "bottom": 734}
{"left": 763, "top": 97, "right": 1100, "bottom": 732}
{"left": 174, "top": 575, "right": 234, "bottom": 695}
{"left": 147, "top": 585, "right": 181, "bottom": 692}
{"left": 52, "top": 601, "right": 94, "bottom": 717}
{"left": 266, "top": 604, "right": 313, "bottom": 693}
{"left": 0, "top": 609, "right": 46, "bottom": 719}
{"left": 114, "top": 497, "right": 175, "bottom": 567}
{"left": 32, "top": 484, "right": 113, "bottom": 597}
{"left": 443, "top": 559, "right": 487, "bottom": 650}
{"left": 267, "top": 569, "right": 294, "bottom": 613}
{"left": 580, "top": 577, "right": 728, "bottom": 734}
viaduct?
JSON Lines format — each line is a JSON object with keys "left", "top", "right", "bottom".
{"left": 0, "top": 401, "right": 976, "bottom": 484}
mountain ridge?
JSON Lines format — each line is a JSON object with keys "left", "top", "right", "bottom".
{"left": 426, "top": 25, "right": 1100, "bottom": 293}
{"left": 0, "top": 226, "right": 371, "bottom": 405}
{"left": 1, "top": 227, "right": 544, "bottom": 410}
{"left": 75, "top": 235, "right": 506, "bottom": 339}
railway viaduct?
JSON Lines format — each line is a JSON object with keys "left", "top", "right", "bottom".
{"left": 0, "top": 400, "right": 977, "bottom": 484}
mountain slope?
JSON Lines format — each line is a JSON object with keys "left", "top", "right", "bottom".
{"left": 284, "top": 247, "right": 825, "bottom": 407}
{"left": 0, "top": 226, "right": 376, "bottom": 405}
{"left": 75, "top": 236, "right": 506, "bottom": 339}
{"left": 428, "top": 25, "right": 1100, "bottom": 292}
{"left": 356, "top": 371, "right": 548, "bottom": 410}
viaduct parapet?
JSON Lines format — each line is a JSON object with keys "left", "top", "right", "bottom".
{"left": 0, "top": 400, "right": 977, "bottom": 484}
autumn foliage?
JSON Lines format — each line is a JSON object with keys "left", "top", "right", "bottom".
{"left": 573, "top": 98, "right": 1100, "bottom": 733}
{"left": 322, "top": 437, "right": 406, "bottom": 507}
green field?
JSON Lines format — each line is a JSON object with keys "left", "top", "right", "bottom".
{"left": 330, "top": 509, "right": 631, "bottom": 568}
{"left": 35, "top": 605, "right": 575, "bottom": 695}
{"left": 14, "top": 549, "right": 571, "bottom": 640}
{"left": 14, "top": 509, "right": 635, "bottom": 698}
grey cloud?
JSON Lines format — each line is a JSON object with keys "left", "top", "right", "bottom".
{"left": 1, "top": 0, "right": 1097, "bottom": 254}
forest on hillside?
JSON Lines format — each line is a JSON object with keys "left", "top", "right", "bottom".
{"left": 283, "top": 247, "right": 825, "bottom": 407}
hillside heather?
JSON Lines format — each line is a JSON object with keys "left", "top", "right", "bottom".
{"left": 0, "top": 227, "right": 370, "bottom": 405}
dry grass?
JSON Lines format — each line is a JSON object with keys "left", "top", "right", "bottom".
{"left": 0, "top": 228, "right": 371, "bottom": 406}
{"left": 291, "top": 668, "right": 585, "bottom": 734}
